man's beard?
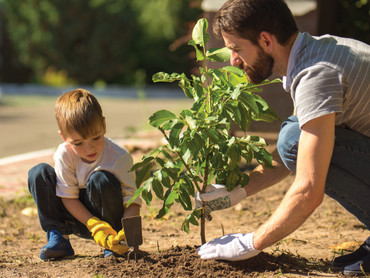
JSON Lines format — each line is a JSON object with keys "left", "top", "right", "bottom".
{"left": 243, "top": 47, "right": 274, "bottom": 84}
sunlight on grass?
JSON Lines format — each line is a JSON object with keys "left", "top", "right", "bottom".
{"left": 0, "top": 95, "right": 57, "bottom": 107}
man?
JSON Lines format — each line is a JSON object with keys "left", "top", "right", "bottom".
{"left": 196, "top": 0, "right": 370, "bottom": 275}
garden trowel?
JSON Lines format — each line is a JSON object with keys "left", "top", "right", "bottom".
{"left": 121, "top": 215, "right": 143, "bottom": 262}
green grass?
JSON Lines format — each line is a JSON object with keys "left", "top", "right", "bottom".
{"left": 0, "top": 95, "right": 57, "bottom": 107}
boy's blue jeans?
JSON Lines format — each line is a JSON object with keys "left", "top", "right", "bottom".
{"left": 277, "top": 116, "right": 370, "bottom": 229}
{"left": 28, "top": 163, "right": 124, "bottom": 238}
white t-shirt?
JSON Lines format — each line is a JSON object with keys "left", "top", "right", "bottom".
{"left": 54, "top": 137, "right": 141, "bottom": 206}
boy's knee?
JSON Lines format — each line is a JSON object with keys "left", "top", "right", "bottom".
{"left": 28, "top": 163, "right": 55, "bottom": 193}
{"left": 88, "top": 171, "right": 120, "bottom": 192}
{"left": 28, "top": 163, "right": 53, "bottom": 183}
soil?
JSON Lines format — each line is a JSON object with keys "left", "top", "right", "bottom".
{"left": 0, "top": 97, "right": 368, "bottom": 277}
{"left": 1, "top": 156, "right": 367, "bottom": 278}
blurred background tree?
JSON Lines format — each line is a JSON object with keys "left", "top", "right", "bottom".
{"left": 0, "top": 0, "right": 368, "bottom": 86}
{"left": 317, "top": 0, "right": 369, "bottom": 44}
{"left": 0, "top": 0, "right": 202, "bottom": 85}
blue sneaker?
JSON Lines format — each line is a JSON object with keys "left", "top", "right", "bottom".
{"left": 334, "top": 237, "right": 370, "bottom": 267}
{"left": 342, "top": 253, "right": 370, "bottom": 276}
{"left": 40, "top": 230, "right": 74, "bottom": 260}
{"left": 104, "top": 249, "right": 123, "bottom": 258}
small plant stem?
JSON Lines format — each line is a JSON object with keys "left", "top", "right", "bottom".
{"left": 200, "top": 212, "right": 206, "bottom": 245}
{"left": 200, "top": 154, "right": 210, "bottom": 245}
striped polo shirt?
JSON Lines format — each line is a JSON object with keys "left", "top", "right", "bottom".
{"left": 285, "top": 32, "right": 370, "bottom": 137}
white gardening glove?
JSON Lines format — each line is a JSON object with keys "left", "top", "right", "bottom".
{"left": 195, "top": 184, "right": 247, "bottom": 220}
{"left": 197, "top": 232, "right": 260, "bottom": 261}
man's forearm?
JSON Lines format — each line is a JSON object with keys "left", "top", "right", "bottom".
{"left": 245, "top": 149, "right": 291, "bottom": 196}
{"left": 252, "top": 114, "right": 335, "bottom": 250}
{"left": 253, "top": 178, "right": 320, "bottom": 250}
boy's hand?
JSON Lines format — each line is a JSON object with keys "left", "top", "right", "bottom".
{"left": 86, "top": 217, "right": 129, "bottom": 254}
{"left": 111, "top": 229, "right": 129, "bottom": 246}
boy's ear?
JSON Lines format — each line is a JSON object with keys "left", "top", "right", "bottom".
{"left": 103, "top": 117, "right": 106, "bottom": 133}
{"left": 58, "top": 130, "right": 67, "bottom": 142}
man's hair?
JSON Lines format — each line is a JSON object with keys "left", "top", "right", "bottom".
{"left": 55, "top": 88, "right": 104, "bottom": 139}
{"left": 213, "top": 0, "right": 298, "bottom": 45}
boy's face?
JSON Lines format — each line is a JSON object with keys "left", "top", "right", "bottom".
{"left": 60, "top": 126, "right": 106, "bottom": 164}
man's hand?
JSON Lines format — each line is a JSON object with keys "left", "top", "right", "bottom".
{"left": 86, "top": 217, "right": 129, "bottom": 254}
{"left": 197, "top": 233, "right": 260, "bottom": 261}
{"left": 195, "top": 184, "right": 247, "bottom": 220}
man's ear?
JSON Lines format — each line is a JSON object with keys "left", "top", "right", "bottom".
{"left": 258, "top": 31, "right": 274, "bottom": 53}
{"left": 58, "top": 130, "right": 67, "bottom": 142}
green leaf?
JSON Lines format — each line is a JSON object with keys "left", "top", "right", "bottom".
{"left": 188, "top": 40, "right": 205, "bottom": 61}
{"left": 226, "top": 171, "right": 240, "bottom": 189}
{"left": 181, "top": 212, "right": 199, "bottom": 234}
{"left": 149, "top": 110, "right": 176, "bottom": 127}
{"left": 126, "top": 187, "right": 144, "bottom": 207}
{"left": 226, "top": 144, "right": 240, "bottom": 169}
{"left": 202, "top": 128, "right": 224, "bottom": 143}
{"left": 252, "top": 96, "right": 280, "bottom": 122}
{"left": 142, "top": 178, "right": 153, "bottom": 206}
{"left": 185, "top": 115, "right": 197, "bottom": 130}
{"left": 182, "top": 148, "right": 192, "bottom": 164}
{"left": 169, "top": 122, "right": 184, "bottom": 148}
{"left": 156, "top": 188, "right": 176, "bottom": 219}
{"left": 178, "top": 187, "right": 192, "bottom": 211}
{"left": 240, "top": 173, "right": 250, "bottom": 187}
{"left": 206, "top": 47, "right": 231, "bottom": 62}
{"left": 238, "top": 91, "right": 259, "bottom": 114}
{"left": 152, "top": 72, "right": 182, "bottom": 83}
{"left": 135, "top": 164, "right": 152, "bottom": 187}
{"left": 192, "top": 18, "right": 209, "bottom": 47}
{"left": 222, "top": 66, "right": 245, "bottom": 77}
{"left": 131, "top": 156, "right": 154, "bottom": 171}
{"left": 230, "top": 85, "right": 241, "bottom": 100}
{"left": 181, "top": 219, "right": 190, "bottom": 234}
{"left": 165, "top": 190, "right": 178, "bottom": 206}
{"left": 240, "top": 135, "right": 267, "bottom": 146}
{"left": 152, "top": 177, "right": 164, "bottom": 200}
{"left": 177, "top": 74, "right": 194, "bottom": 99}
{"left": 254, "top": 148, "right": 273, "bottom": 168}
{"left": 182, "top": 177, "right": 195, "bottom": 196}
{"left": 237, "top": 102, "right": 250, "bottom": 132}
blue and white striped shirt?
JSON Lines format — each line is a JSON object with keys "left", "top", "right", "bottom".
{"left": 285, "top": 32, "right": 370, "bottom": 137}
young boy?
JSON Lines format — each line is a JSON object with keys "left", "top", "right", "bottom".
{"left": 28, "top": 88, "right": 141, "bottom": 260}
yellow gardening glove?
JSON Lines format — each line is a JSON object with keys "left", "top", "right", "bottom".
{"left": 86, "top": 217, "right": 129, "bottom": 255}
{"left": 111, "top": 229, "right": 128, "bottom": 246}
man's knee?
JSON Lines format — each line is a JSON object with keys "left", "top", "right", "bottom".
{"left": 277, "top": 117, "right": 300, "bottom": 172}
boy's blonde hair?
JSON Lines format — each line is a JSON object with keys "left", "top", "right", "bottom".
{"left": 55, "top": 88, "right": 105, "bottom": 139}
